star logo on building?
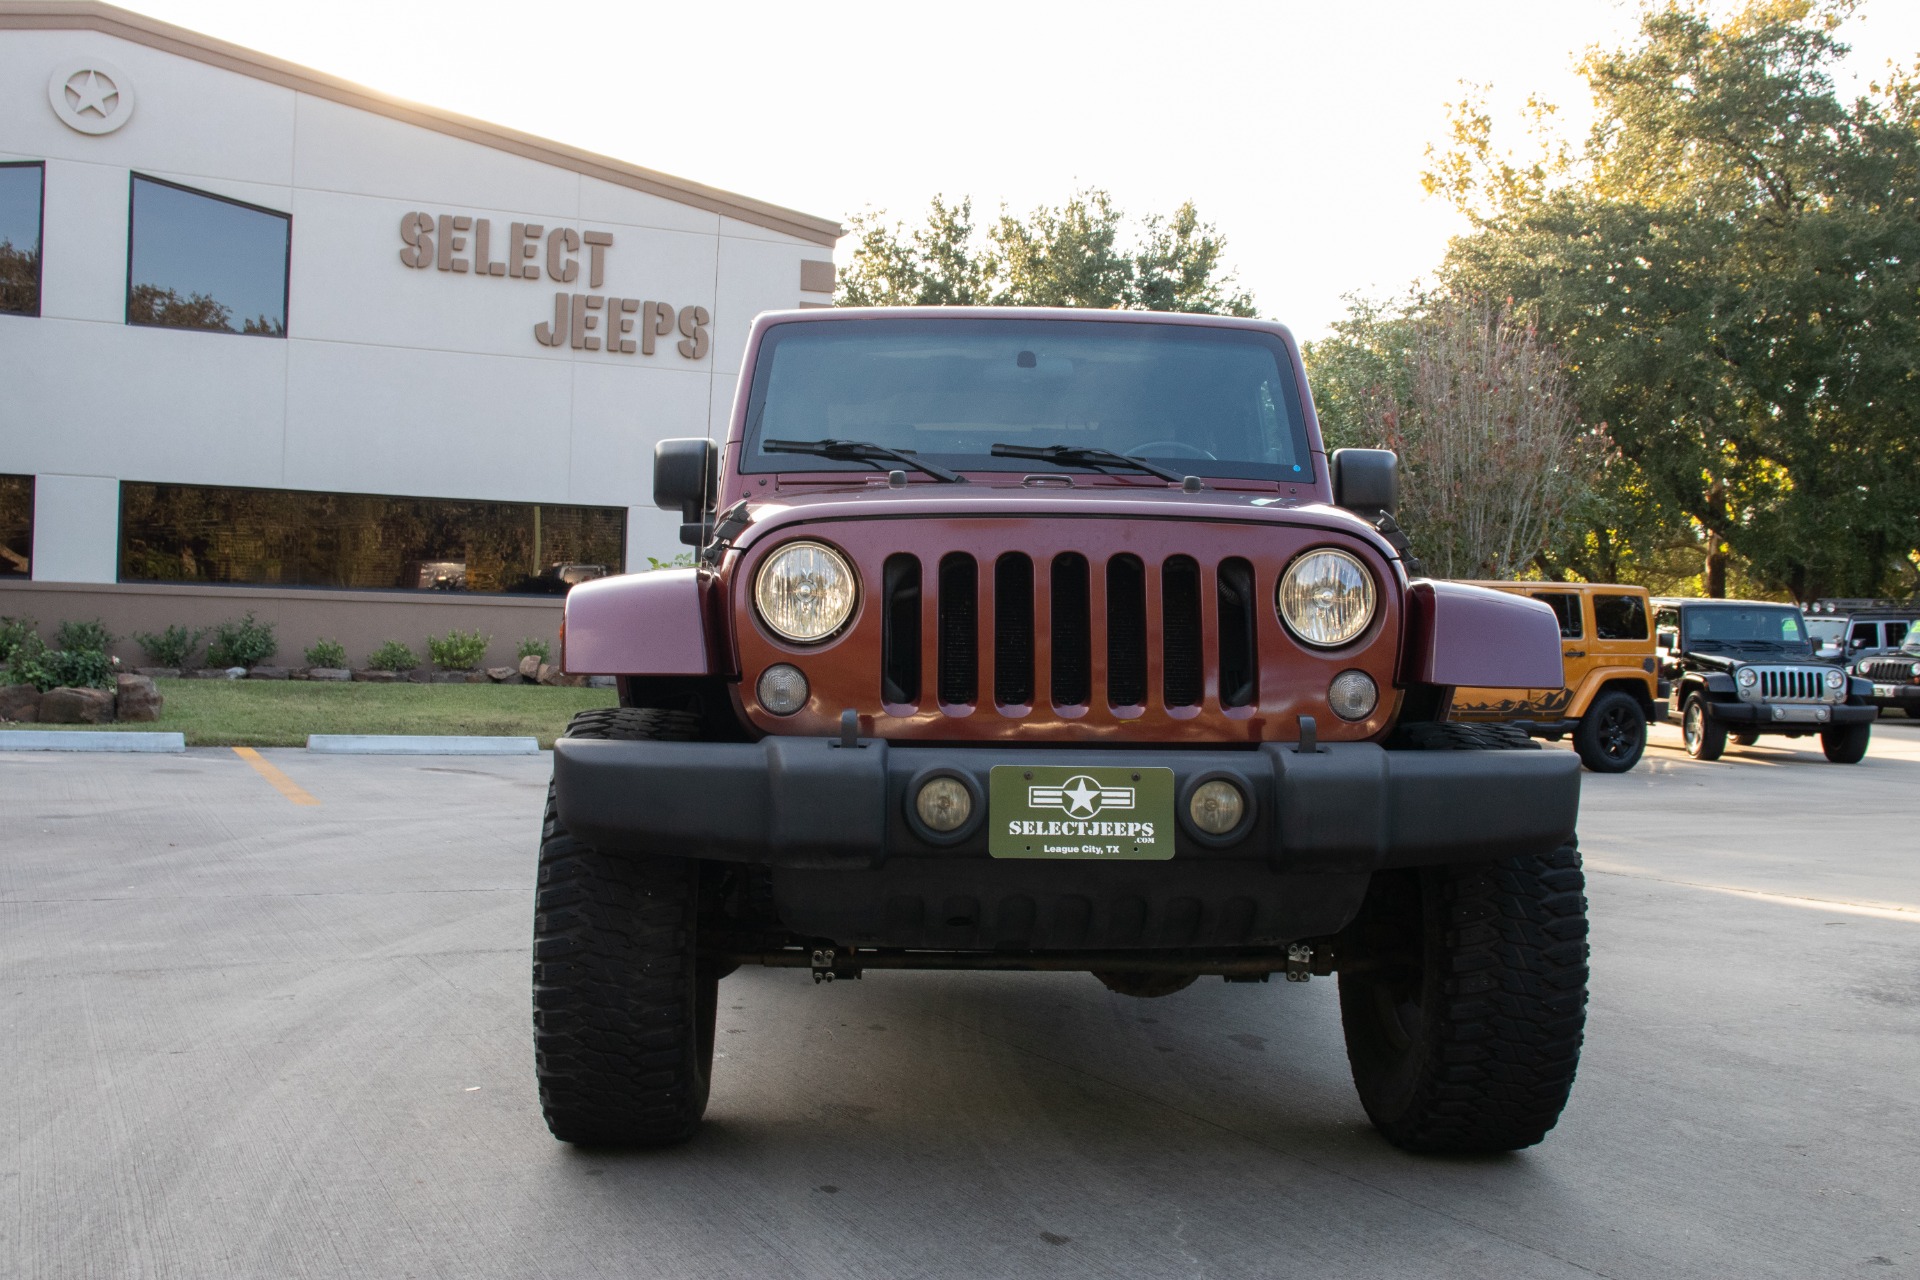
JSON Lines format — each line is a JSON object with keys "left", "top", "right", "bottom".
{"left": 48, "top": 61, "right": 135, "bottom": 135}
{"left": 1028, "top": 775, "right": 1136, "bottom": 819}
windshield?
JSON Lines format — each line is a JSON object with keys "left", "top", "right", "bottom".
{"left": 1903, "top": 631, "right": 1920, "bottom": 655}
{"left": 1804, "top": 619, "right": 1844, "bottom": 645}
{"left": 741, "top": 318, "right": 1312, "bottom": 481}
{"left": 1685, "top": 606, "right": 1808, "bottom": 648}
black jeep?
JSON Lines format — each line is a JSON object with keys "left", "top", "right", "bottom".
{"left": 1654, "top": 598, "right": 1876, "bottom": 763}
{"left": 1853, "top": 628, "right": 1920, "bottom": 719}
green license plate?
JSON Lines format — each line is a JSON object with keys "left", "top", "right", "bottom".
{"left": 988, "top": 765, "right": 1176, "bottom": 859}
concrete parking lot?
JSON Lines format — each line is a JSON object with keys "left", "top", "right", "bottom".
{"left": 3, "top": 720, "right": 1918, "bottom": 1279}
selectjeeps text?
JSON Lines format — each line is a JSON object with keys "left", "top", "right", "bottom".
{"left": 535, "top": 308, "right": 1587, "bottom": 1154}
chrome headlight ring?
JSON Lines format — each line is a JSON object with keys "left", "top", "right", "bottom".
{"left": 753, "top": 540, "right": 859, "bottom": 644}
{"left": 1277, "top": 548, "right": 1377, "bottom": 648}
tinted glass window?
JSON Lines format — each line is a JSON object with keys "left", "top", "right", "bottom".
{"left": 1849, "top": 622, "right": 1879, "bottom": 648}
{"left": 1888, "top": 621, "right": 1909, "bottom": 647}
{"left": 1685, "top": 606, "right": 1806, "bottom": 645}
{"left": 0, "top": 474, "right": 31, "bottom": 576}
{"left": 1594, "top": 594, "right": 1648, "bottom": 640}
{"left": 743, "top": 318, "right": 1313, "bottom": 481}
{"left": 0, "top": 162, "right": 42, "bottom": 317}
{"left": 119, "top": 482, "right": 624, "bottom": 592}
{"left": 1533, "top": 592, "right": 1582, "bottom": 638}
{"left": 1805, "top": 618, "right": 1844, "bottom": 645}
{"left": 128, "top": 175, "right": 289, "bottom": 336}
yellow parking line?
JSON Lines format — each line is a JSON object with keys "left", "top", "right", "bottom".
{"left": 231, "top": 746, "right": 320, "bottom": 806}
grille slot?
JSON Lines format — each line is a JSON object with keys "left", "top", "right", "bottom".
{"left": 994, "top": 553, "right": 1035, "bottom": 706}
{"left": 1162, "top": 555, "right": 1203, "bottom": 707}
{"left": 1106, "top": 554, "right": 1148, "bottom": 707}
{"left": 880, "top": 553, "right": 921, "bottom": 705}
{"left": 1216, "top": 557, "right": 1257, "bottom": 709}
{"left": 1750, "top": 666, "right": 1831, "bottom": 703}
{"left": 1050, "top": 553, "right": 1092, "bottom": 706}
{"left": 937, "top": 553, "right": 978, "bottom": 705}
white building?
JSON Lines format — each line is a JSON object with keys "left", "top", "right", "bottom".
{"left": 0, "top": 1, "right": 839, "bottom": 668}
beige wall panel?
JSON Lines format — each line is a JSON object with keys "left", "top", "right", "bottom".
{"left": 0, "top": 318, "right": 289, "bottom": 486}
{"left": 34, "top": 157, "right": 130, "bottom": 324}
{"left": 0, "top": 30, "right": 295, "bottom": 184}
{"left": 578, "top": 175, "right": 721, "bottom": 237}
{"left": 28, "top": 474, "right": 119, "bottom": 584}
{"left": 293, "top": 94, "right": 579, "bottom": 216}
{"left": 567, "top": 362, "right": 711, "bottom": 563}
{"left": 287, "top": 188, "right": 720, "bottom": 362}
{"left": 282, "top": 340, "right": 573, "bottom": 504}
{"left": 710, "top": 235, "right": 816, "bottom": 377}
{"left": 0, "top": 579, "right": 564, "bottom": 672}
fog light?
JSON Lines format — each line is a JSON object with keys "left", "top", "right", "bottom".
{"left": 1328, "top": 669, "right": 1378, "bottom": 721}
{"left": 915, "top": 776, "right": 972, "bottom": 832}
{"left": 1188, "top": 780, "right": 1245, "bottom": 835}
{"left": 756, "top": 664, "right": 809, "bottom": 715}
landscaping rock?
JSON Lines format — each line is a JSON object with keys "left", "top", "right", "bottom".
{"left": 224, "top": 666, "right": 248, "bottom": 680}
{"left": 308, "top": 668, "right": 352, "bottom": 682}
{"left": 518, "top": 654, "right": 542, "bottom": 680}
{"left": 429, "top": 671, "right": 471, "bottom": 684}
{"left": 39, "top": 686, "right": 116, "bottom": 724}
{"left": 190, "top": 668, "right": 231, "bottom": 679}
{"left": 247, "top": 666, "right": 290, "bottom": 681}
{"left": 587, "top": 675, "right": 617, "bottom": 689}
{"left": 134, "top": 667, "right": 181, "bottom": 680}
{"left": 352, "top": 669, "right": 400, "bottom": 683}
{"left": 0, "top": 684, "right": 41, "bottom": 722}
{"left": 290, "top": 668, "right": 310, "bottom": 680}
{"left": 486, "top": 666, "right": 519, "bottom": 683}
{"left": 115, "top": 674, "right": 163, "bottom": 722}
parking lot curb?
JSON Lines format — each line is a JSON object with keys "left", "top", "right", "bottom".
{"left": 306, "top": 734, "right": 542, "bottom": 755}
{"left": 0, "top": 730, "right": 187, "bottom": 753}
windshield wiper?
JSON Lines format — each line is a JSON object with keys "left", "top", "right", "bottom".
{"left": 762, "top": 438, "right": 965, "bottom": 483}
{"left": 989, "top": 443, "right": 1187, "bottom": 484}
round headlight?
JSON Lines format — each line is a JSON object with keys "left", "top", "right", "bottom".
{"left": 756, "top": 663, "right": 809, "bottom": 715}
{"left": 915, "top": 777, "right": 973, "bottom": 833}
{"left": 1188, "top": 780, "right": 1246, "bottom": 836}
{"left": 1737, "top": 667, "right": 1758, "bottom": 688}
{"left": 1825, "top": 668, "right": 1846, "bottom": 690}
{"left": 754, "top": 541, "right": 857, "bottom": 643}
{"left": 1278, "top": 549, "right": 1376, "bottom": 647}
{"left": 1328, "top": 669, "right": 1378, "bottom": 721}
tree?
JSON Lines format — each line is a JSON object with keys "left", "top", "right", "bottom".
{"left": 837, "top": 189, "right": 1256, "bottom": 315}
{"left": 1431, "top": 0, "right": 1920, "bottom": 599}
{"left": 127, "top": 284, "right": 234, "bottom": 332}
{"left": 0, "top": 237, "right": 38, "bottom": 315}
{"left": 1306, "top": 294, "right": 1585, "bottom": 579}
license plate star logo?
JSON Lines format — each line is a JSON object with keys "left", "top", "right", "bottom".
{"left": 1028, "top": 775, "right": 1135, "bottom": 819}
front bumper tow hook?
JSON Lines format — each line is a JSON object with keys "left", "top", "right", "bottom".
{"left": 1286, "top": 943, "right": 1313, "bottom": 983}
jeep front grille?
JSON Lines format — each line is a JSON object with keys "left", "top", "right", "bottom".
{"left": 1861, "top": 657, "right": 1919, "bottom": 683}
{"left": 1739, "top": 666, "right": 1839, "bottom": 704}
{"left": 890, "top": 549, "right": 1247, "bottom": 714}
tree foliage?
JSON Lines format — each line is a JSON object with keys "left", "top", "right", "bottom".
{"left": 1307, "top": 295, "right": 1586, "bottom": 579}
{"left": 1430, "top": 0, "right": 1920, "bottom": 599}
{"left": 837, "top": 190, "right": 1256, "bottom": 315}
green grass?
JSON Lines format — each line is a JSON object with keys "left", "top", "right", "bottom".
{"left": 18, "top": 678, "right": 616, "bottom": 748}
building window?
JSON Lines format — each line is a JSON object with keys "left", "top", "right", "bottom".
{"left": 127, "top": 174, "right": 289, "bottom": 337}
{"left": 119, "top": 483, "right": 625, "bottom": 593}
{"left": 0, "top": 162, "right": 43, "bottom": 317}
{"left": 0, "top": 475, "right": 31, "bottom": 576}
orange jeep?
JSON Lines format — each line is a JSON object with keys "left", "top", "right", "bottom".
{"left": 1451, "top": 582, "right": 1666, "bottom": 772}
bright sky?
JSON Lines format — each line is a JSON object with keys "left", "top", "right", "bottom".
{"left": 115, "top": 0, "right": 1920, "bottom": 339}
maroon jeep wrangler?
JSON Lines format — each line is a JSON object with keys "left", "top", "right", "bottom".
{"left": 538, "top": 308, "right": 1585, "bottom": 1154}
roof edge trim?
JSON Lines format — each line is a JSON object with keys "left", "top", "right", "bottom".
{"left": 0, "top": 0, "right": 843, "bottom": 246}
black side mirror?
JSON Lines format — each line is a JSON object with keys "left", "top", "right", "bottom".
{"left": 654, "top": 438, "right": 718, "bottom": 547}
{"left": 1331, "top": 448, "right": 1398, "bottom": 518}
{"left": 1656, "top": 629, "right": 1678, "bottom": 651}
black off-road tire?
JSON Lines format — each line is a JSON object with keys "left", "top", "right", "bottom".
{"left": 1572, "top": 690, "right": 1646, "bottom": 773}
{"left": 533, "top": 707, "right": 718, "bottom": 1146}
{"left": 1730, "top": 732, "right": 1759, "bottom": 747}
{"left": 1682, "top": 694, "right": 1727, "bottom": 762}
{"left": 1338, "top": 841, "right": 1589, "bottom": 1154}
{"left": 1820, "top": 720, "right": 1871, "bottom": 764}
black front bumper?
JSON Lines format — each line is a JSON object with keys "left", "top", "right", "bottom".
{"left": 552, "top": 736, "right": 1580, "bottom": 874}
{"left": 1703, "top": 702, "right": 1876, "bottom": 727}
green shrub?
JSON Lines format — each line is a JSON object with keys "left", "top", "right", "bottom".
{"left": 304, "top": 638, "right": 348, "bottom": 668}
{"left": 516, "top": 637, "right": 552, "bottom": 662}
{"left": 0, "top": 615, "right": 38, "bottom": 667}
{"left": 7, "top": 641, "right": 114, "bottom": 692}
{"left": 133, "top": 624, "right": 205, "bottom": 669}
{"left": 206, "top": 612, "right": 278, "bottom": 668}
{"left": 367, "top": 639, "right": 418, "bottom": 672}
{"left": 427, "top": 628, "right": 490, "bottom": 671}
{"left": 56, "top": 618, "right": 113, "bottom": 653}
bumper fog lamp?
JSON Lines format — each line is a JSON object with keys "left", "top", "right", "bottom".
{"left": 915, "top": 776, "right": 972, "bottom": 832}
{"left": 1278, "top": 549, "right": 1376, "bottom": 647}
{"left": 1189, "top": 780, "right": 1246, "bottom": 836}
{"left": 1736, "top": 667, "right": 1758, "bottom": 688}
{"left": 1328, "top": 669, "right": 1379, "bottom": 721}
{"left": 756, "top": 664, "right": 809, "bottom": 715}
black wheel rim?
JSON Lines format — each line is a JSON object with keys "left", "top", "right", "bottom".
{"left": 1597, "top": 704, "right": 1636, "bottom": 759}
